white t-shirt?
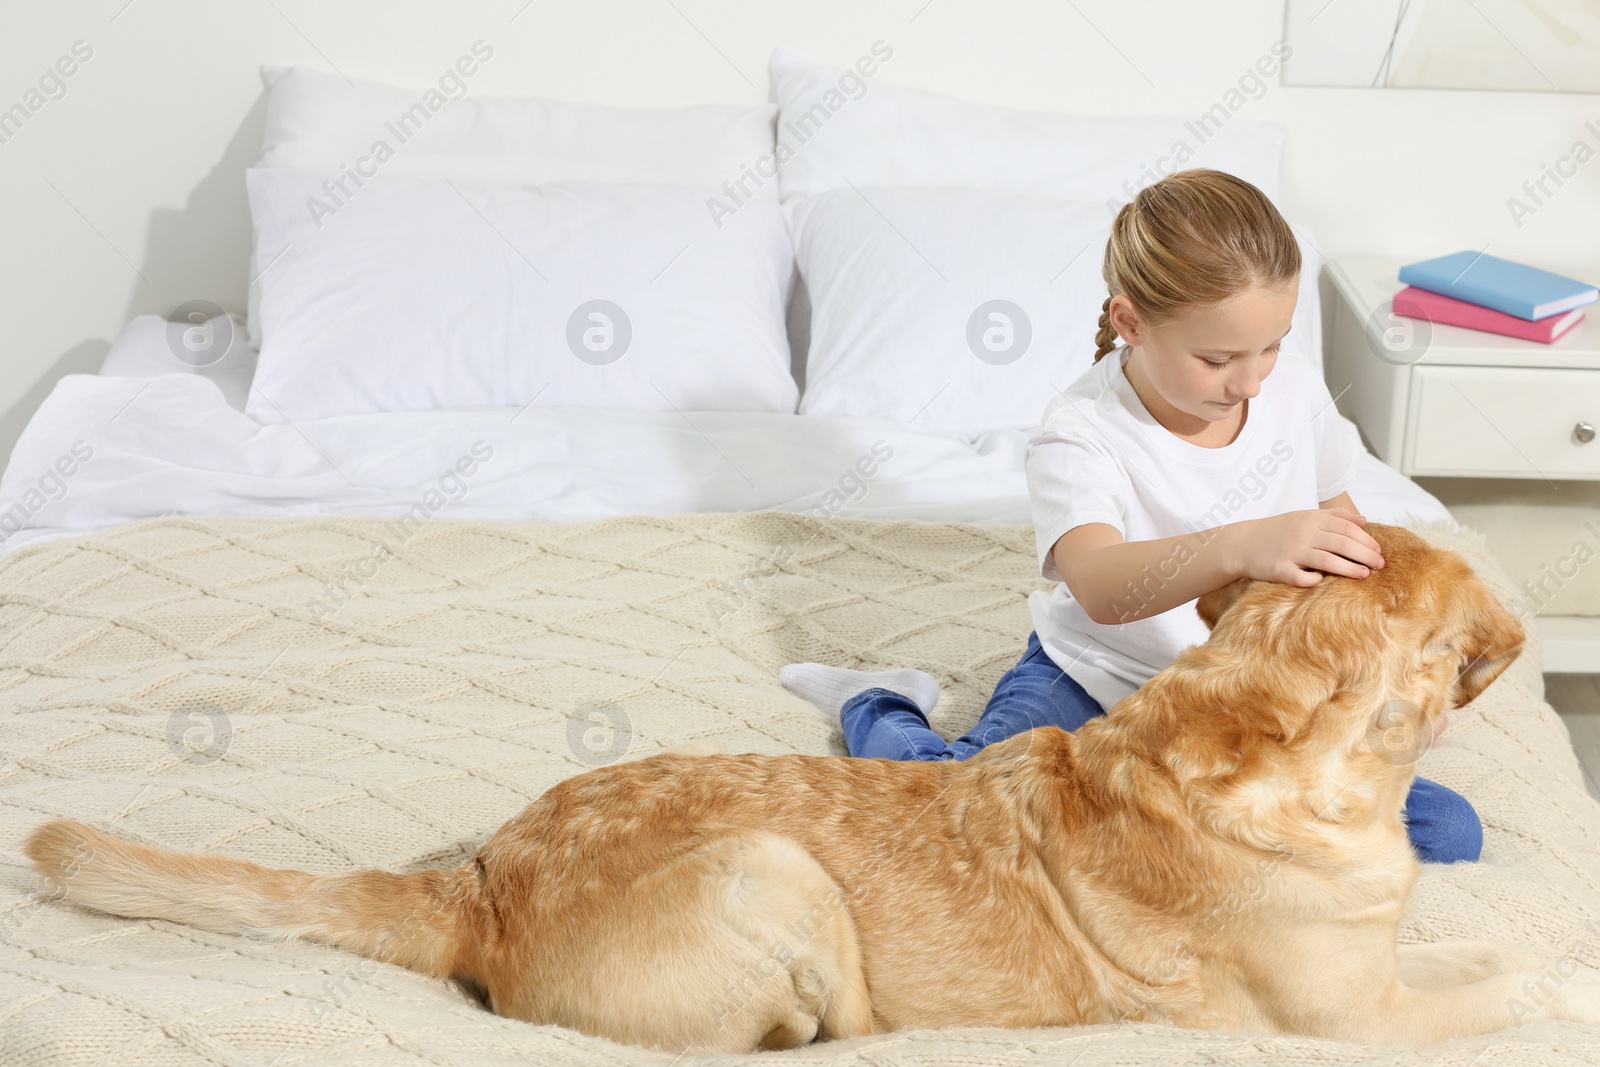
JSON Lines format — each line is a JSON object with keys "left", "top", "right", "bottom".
{"left": 1025, "top": 345, "right": 1363, "bottom": 711}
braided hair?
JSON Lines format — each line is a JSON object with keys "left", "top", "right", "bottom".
{"left": 1094, "top": 169, "right": 1300, "bottom": 363}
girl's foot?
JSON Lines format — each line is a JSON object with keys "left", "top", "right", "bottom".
{"left": 778, "top": 664, "right": 940, "bottom": 717}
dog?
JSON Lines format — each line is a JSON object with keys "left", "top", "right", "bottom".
{"left": 24, "top": 522, "right": 1598, "bottom": 1053}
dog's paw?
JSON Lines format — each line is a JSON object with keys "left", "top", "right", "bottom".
{"left": 1550, "top": 968, "right": 1600, "bottom": 1025}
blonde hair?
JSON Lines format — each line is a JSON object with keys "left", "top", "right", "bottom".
{"left": 1093, "top": 168, "right": 1300, "bottom": 364}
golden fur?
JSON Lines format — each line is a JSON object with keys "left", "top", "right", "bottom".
{"left": 24, "top": 523, "right": 1600, "bottom": 1052}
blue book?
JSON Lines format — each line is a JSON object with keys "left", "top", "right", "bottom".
{"left": 1398, "top": 250, "right": 1597, "bottom": 322}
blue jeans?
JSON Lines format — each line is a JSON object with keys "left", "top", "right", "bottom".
{"left": 839, "top": 632, "right": 1482, "bottom": 864}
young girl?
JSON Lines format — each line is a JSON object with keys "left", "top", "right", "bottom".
{"left": 780, "top": 168, "right": 1483, "bottom": 865}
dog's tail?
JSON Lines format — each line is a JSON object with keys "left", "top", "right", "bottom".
{"left": 23, "top": 818, "right": 485, "bottom": 982}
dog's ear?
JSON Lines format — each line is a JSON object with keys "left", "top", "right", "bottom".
{"left": 1450, "top": 588, "right": 1525, "bottom": 708}
{"left": 1196, "top": 578, "right": 1254, "bottom": 631}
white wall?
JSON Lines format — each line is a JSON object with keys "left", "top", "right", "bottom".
{"left": 2, "top": 0, "right": 1596, "bottom": 467}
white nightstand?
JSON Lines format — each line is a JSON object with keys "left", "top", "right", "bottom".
{"left": 1322, "top": 255, "right": 1600, "bottom": 672}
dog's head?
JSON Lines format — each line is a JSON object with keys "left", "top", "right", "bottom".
{"left": 1116, "top": 523, "right": 1522, "bottom": 851}
{"left": 1194, "top": 523, "right": 1524, "bottom": 720}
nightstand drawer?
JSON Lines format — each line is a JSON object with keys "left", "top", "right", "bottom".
{"left": 1409, "top": 366, "right": 1600, "bottom": 478}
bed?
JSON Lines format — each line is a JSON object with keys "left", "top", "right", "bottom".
{"left": 4, "top": 49, "right": 1600, "bottom": 1067}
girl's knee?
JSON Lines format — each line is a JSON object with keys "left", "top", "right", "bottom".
{"left": 1409, "top": 779, "right": 1483, "bottom": 864}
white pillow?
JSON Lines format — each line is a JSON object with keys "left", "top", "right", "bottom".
{"left": 249, "top": 63, "right": 777, "bottom": 348}
{"left": 789, "top": 186, "right": 1324, "bottom": 434}
{"left": 245, "top": 167, "right": 797, "bottom": 422}
{"left": 768, "top": 48, "right": 1284, "bottom": 208}
{"left": 1285, "top": 221, "right": 1324, "bottom": 370}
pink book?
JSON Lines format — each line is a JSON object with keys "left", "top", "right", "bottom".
{"left": 1391, "top": 285, "right": 1584, "bottom": 344}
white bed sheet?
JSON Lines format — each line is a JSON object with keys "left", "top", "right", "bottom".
{"left": 0, "top": 315, "right": 1454, "bottom": 558}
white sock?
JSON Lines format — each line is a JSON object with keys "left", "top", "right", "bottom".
{"left": 778, "top": 663, "right": 940, "bottom": 717}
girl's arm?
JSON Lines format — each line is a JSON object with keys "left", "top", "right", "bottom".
{"left": 1050, "top": 522, "right": 1240, "bottom": 626}
{"left": 1320, "top": 490, "right": 1359, "bottom": 513}
{"left": 1051, "top": 504, "right": 1384, "bottom": 627}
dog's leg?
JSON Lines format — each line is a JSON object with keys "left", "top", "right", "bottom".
{"left": 1358, "top": 967, "right": 1600, "bottom": 1043}
{"left": 1396, "top": 940, "right": 1550, "bottom": 988}
{"left": 1244, "top": 926, "right": 1600, "bottom": 1044}
{"left": 1299, "top": 966, "right": 1600, "bottom": 1045}
{"left": 533, "top": 830, "right": 876, "bottom": 1054}
{"left": 1268, "top": 963, "right": 1600, "bottom": 1044}
{"left": 728, "top": 831, "right": 877, "bottom": 1048}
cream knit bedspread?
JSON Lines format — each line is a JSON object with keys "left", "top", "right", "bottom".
{"left": 3, "top": 512, "right": 1599, "bottom": 1066}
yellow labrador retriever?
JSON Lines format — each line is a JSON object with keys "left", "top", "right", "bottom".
{"left": 24, "top": 523, "right": 1595, "bottom": 1052}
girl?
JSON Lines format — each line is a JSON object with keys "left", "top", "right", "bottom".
{"left": 780, "top": 168, "right": 1483, "bottom": 865}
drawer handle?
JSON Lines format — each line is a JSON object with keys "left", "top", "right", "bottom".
{"left": 1577, "top": 421, "right": 1596, "bottom": 444}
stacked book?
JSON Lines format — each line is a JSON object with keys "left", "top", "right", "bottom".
{"left": 1392, "top": 251, "right": 1596, "bottom": 344}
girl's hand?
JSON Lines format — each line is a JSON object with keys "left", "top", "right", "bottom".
{"left": 1226, "top": 507, "right": 1385, "bottom": 587}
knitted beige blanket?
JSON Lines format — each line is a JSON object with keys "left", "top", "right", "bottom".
{"left": 2, "top": 513, "right": 1598, "bottom": 1065}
